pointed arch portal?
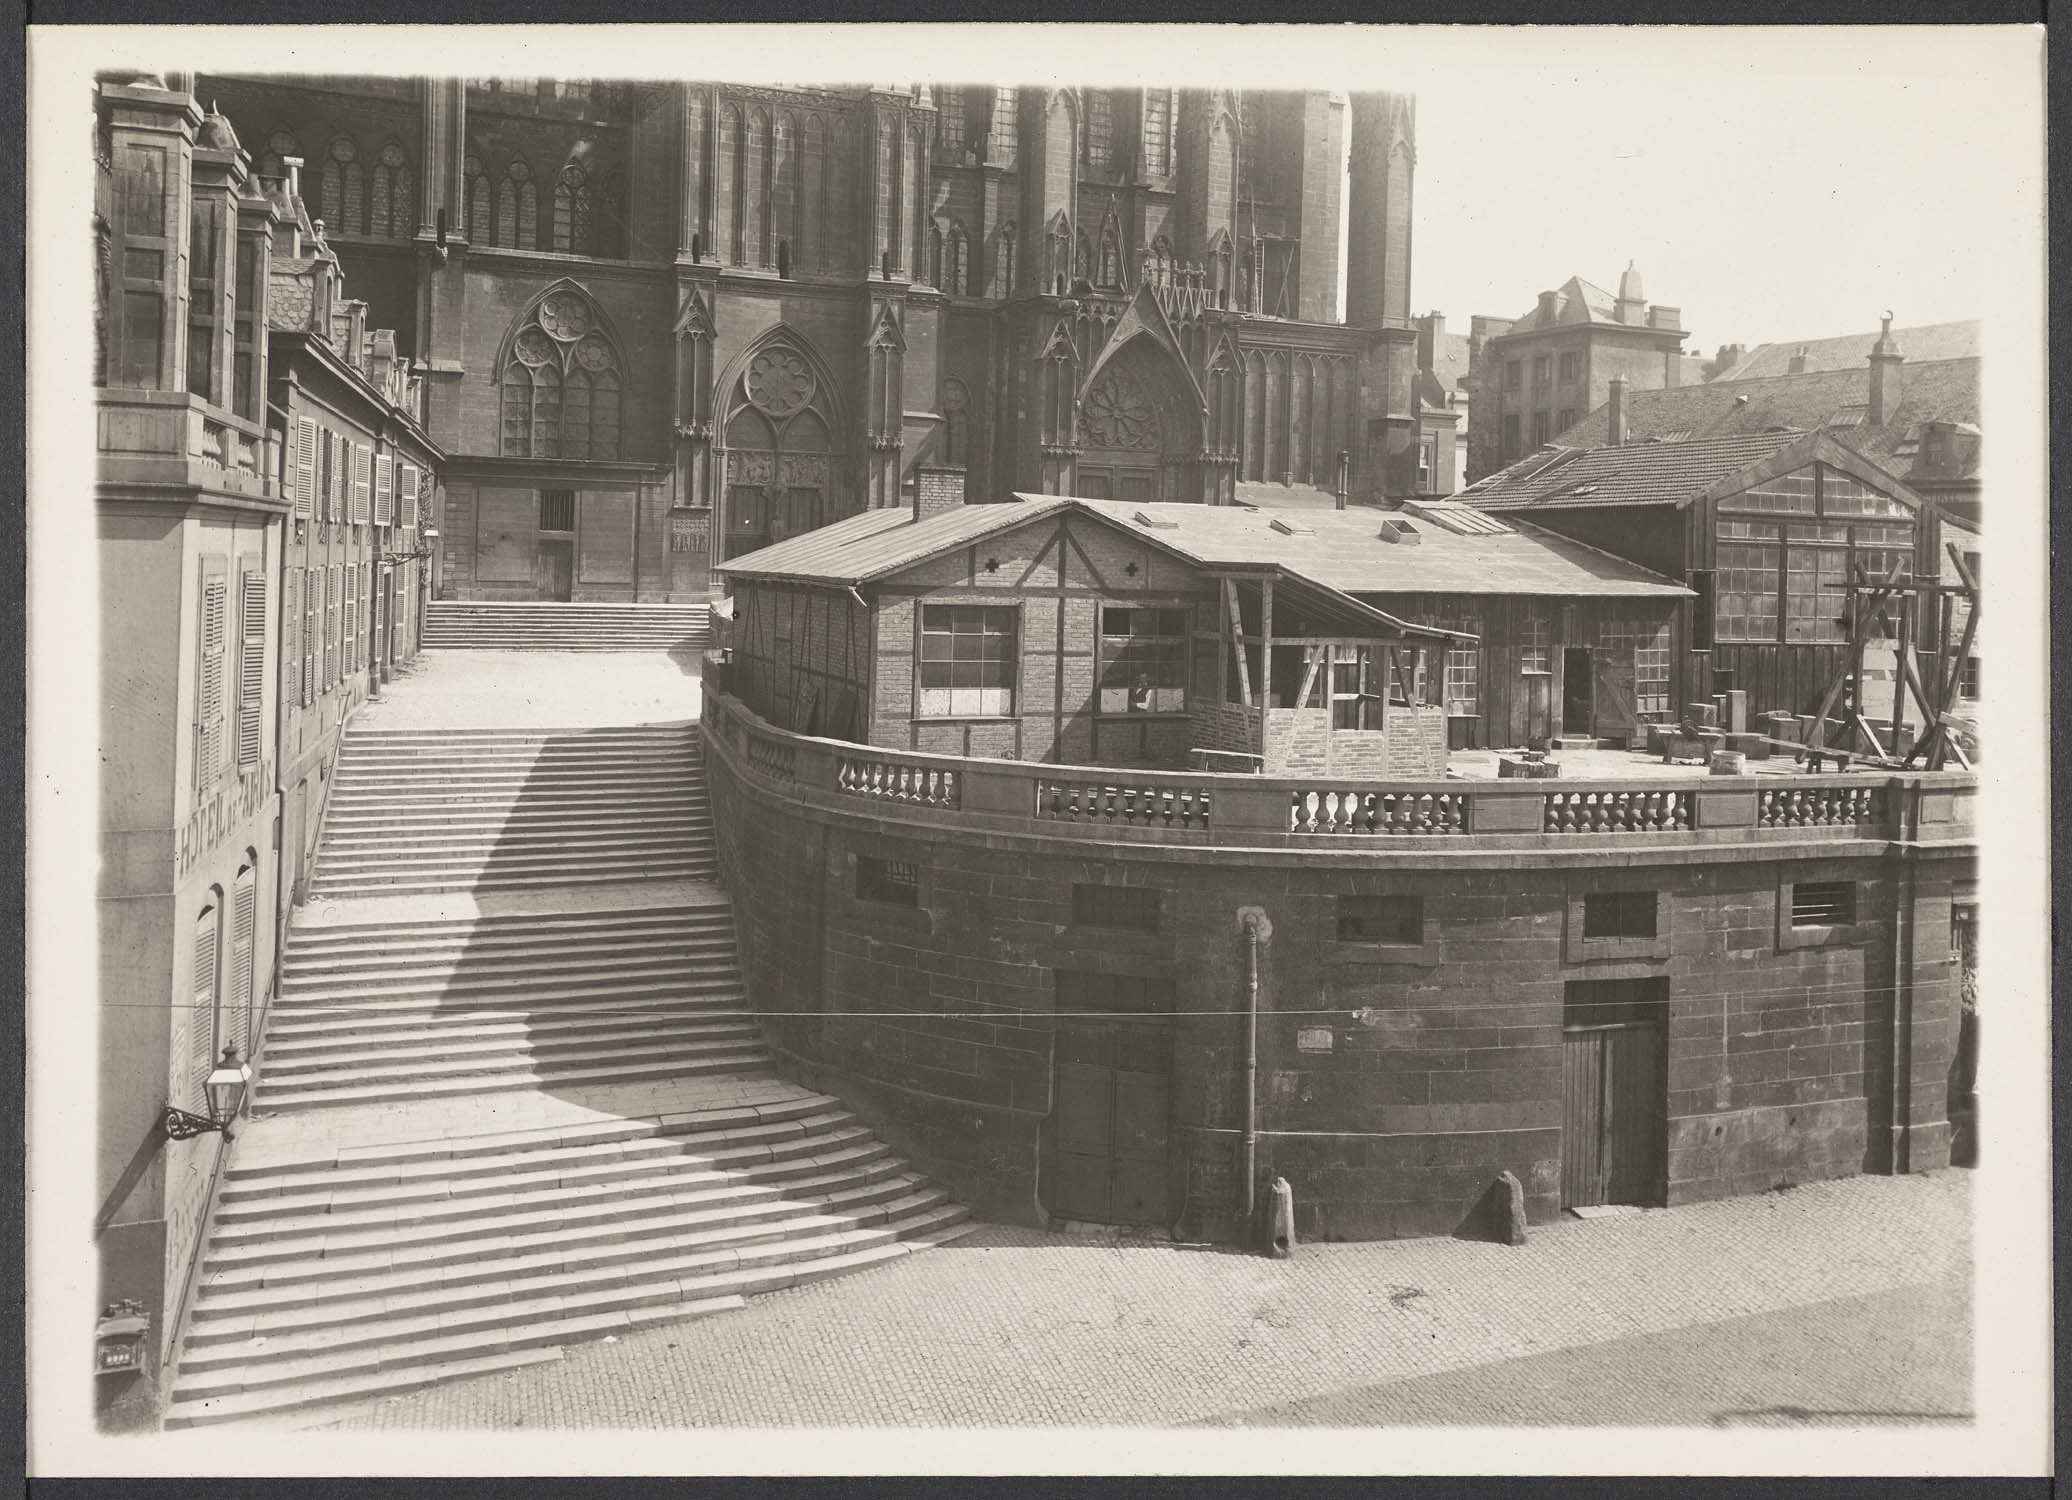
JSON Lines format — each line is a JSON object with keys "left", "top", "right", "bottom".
{"left": 1073, "top": 334, "right": 1204, "bottom": 504}
{"left": 713, "top": 328, "right": 850, "bottom": 560}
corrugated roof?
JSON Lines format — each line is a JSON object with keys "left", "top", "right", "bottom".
{"left": 1719, "top": 320, "right": 1982, "bottom": 381}
{"left": 1462, "top": 431, "right": 1815, "bottom": 511}
{"left": 1547, "top": 356, "right": 1981, "bottom": 480}
{"left": 715, "top": 497, "right": 1069, "bottom": 585}
{"left": 1066, "top": 498, "right": 1689, "bottom": 598}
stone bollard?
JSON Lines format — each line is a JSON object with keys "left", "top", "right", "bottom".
{"left": 1456, "top": 1171, "right": 1528, "bottom": 1245}
{"left": 1264, "top": 1177, "right": 1296, "bottom": 1258}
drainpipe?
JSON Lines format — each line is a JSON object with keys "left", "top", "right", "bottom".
{"left": 1889, "top": 800, "right": 1918, "bottom": 1173}
{"left": 1237, "top": 907, "right": 1273, "bottom": 1241}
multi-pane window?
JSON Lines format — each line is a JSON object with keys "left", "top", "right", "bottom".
{"left": 1519, "top": 615, "right": 1551, "bottom": 676}
{"left": 1502, "top": 413, "right": 1522, "bottom": 459}
{"left": 1583, "top": 890, "right": 1657, "bottom": 940}
{"left": 499, "top": 292, "right": 622, "bottom": 460}
{"left": 1098, "top": 607, "right": 1187, "bottom": 714}
{"left": 1330, "top": 651, "right": 1378, "bottom": 730}
{"left": 919, "top": 605, "right": 1016, "bottom": 717}
{"left": 1714, "top": 468, "right": 1916, "bottom": 644}
{"left": 1337, "top": 894, "right": 1422, "bottom": 944}
{"left": 1959, "top": 657, "right": 1979, "bottom": 699}
{"left": 1531, "top": 411, "right": 1551, "bottom": 446}
{"left": 1504, "top": 360, "right": 1521, "bottom": 392}
{"left": 1444, "top": 624, "right": 1481, "bottom": 716}
{"left": 1072, "top": 883, "right": 1159, "bottom": 932}
{"left": 1557, "top": 351, "right": 1579, "bottom": 386}
{"left": 1599, "top": 617, "right": 1673, "bottom": 716}
{"left": 1556, "top": 407, "right": 1575, "bottom": 433}
{"left": 1532, "top": 355, "right": 1551, "bottom": 389}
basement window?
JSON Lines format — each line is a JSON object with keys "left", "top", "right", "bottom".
{"left": 1072, "top": 883, "right": 1159, "bottom": 932}
{"left": 856, "top": 856, "right": 920, "bottom": 908}
{"left": 1790, "top": 881, "right": 1857, "bottom": 928}
{"left": 1337, "top": 894, "right": 1422, "bottom": 945}
{"left": 1583, "top": 890, "right": 1657, "bottom": 940}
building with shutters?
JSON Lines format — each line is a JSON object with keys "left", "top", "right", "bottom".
{"left": 185, "top": 76, "right": 1429, "bottom": 603}
{"left": 90, "top": 73, "right": 441, "bottom": 1421}
{"left": 265, "top": 154, "right": 445, "bottom": 913}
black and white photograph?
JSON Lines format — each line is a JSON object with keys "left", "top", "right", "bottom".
{"left": 24, "top": 20, "right": 2051, "bottom": 1478}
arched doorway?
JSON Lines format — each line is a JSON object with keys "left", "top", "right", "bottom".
{"left": 718, "top": 338, "right": 844, "bottom": 560}
{"left": 1074, "top": 337, "right": 1202, "bottom": 503}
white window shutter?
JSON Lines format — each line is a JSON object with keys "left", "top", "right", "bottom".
{"left": 282, "top": 570, "right": 300, "bottom": 711}
{"left": 198, "top": 572, "right": 228, "bottom": 787}
{"left": 398, "top": 463, "right": 418, "bottom": 528}
{"left": 237, "top": 571, "right": 267, "bottom": 767}
{"left": 191, "top": 905, "right": 220, "bottom": 1102}
{"left": 295, "top": 417, "right": 316, "bottom": 517}
{"left": 353, "top": 443, "right": 372, "bottom": 524}
{"left": 302, "top": 567, "right": 316, "bottom": 705}
{"left": 375, "top": 454, "right": 393, "bottom": 527}
{"left": 228, "top": 872, "right": 257, "bottom": 1055}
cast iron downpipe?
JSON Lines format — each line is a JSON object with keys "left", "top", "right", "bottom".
{"left": 1237, "top": 908, "right": 1272, "bottom": 1240}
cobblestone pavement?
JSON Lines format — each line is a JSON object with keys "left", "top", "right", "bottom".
{"left": 318, "top": 1170, "right": 1971, "bottom": 1431}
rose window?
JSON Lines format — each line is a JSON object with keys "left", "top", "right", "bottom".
{"left": 746, "top": 349, "right": 815, "bottom": 419}
{"left": 1079, "top": 369, "right": 1162, "bottom": 452}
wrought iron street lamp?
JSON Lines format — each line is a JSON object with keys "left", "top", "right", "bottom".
{"left": 162, "top": 1044, "right": 254, "bottom": 1142}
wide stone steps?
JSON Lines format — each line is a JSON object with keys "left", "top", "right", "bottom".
{"left": 168, "top": 703, "right": 965, "bottom": 1428}
{"left": 422, "top": 601, "right": 712, "bottom": 653}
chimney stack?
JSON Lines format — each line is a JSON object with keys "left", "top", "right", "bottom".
{"left": 1608, "top": 374, "right": 1630, "bottom": 445}
{"left": 911, "top": 465, "right": 965, "bottom": 524}
{"left": 1536, "top": 290, "right": 1559, "bottom": 325}
{"left": 1868, "top": 311, "right": 1905, "bottom": 427}
{"left": 1334, "top": 449, "right": 1350, "bottom": 510}
{"left": 1616, "top": 260, "right": 1646, "bottom": 325}
{"left": 1786, "top": 346, "right": 1809, "bottom": 375}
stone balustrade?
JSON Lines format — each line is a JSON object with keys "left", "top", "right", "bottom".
{"left": 703, "top": 691, "right": 1975, "bottom": 852}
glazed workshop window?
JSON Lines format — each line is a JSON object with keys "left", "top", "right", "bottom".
{"left": 539, "top": 489, "right": 576, "bottom": 533}
{"left": 1330, "top": 651, "right": 1379, "bottom": 730}
{"left": 1598, "top": 618, "right": 1673, "bottom": 716}
{"left": 919, "top": 605, "right": 1016, "bottom": 718}
{"left": 1098, "top": 607, "right": 1187, "bottom": 714}
{"left": 1790, "top": 880, "right": 1857, "bottom": 929}
{"left": 1959, "top": 656, "right": 1980, "bottom": 699}
{"left": 1443, "top": 632, "right": 1481, "bottom": 717}
{"left": 855, "top": 856, "right": 920, "bottom": 908}
{"left": 1504, "top": 360, "right": 1522, "bottom": 392}
{"left": 1557, "top": 351, "right": 1580, "bottom": 387}
{"left": 1583, "top": 890, "right": 1657, "bottom": 940}
{"left": 1518, "top": 615, "right": 1551, "bottom": 676}
{"left": 1417, "top": 438, "right": 1435, "bottom": 490}
{"left": 1072, "top": 883, "right": 1160, "bottom": 933}
{"left": 1336, "top": 893, "right": 1422, "bottom": 945}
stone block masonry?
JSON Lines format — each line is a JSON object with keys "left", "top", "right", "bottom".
{"left": 704, "top": 699, "right": 1967, "bottom": 1244}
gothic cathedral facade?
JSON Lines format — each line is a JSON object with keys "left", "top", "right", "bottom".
{"left": 193, "top": 77, "right": 1422, "bottom": 601}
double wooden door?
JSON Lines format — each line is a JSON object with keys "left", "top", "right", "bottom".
{"left": 1561, "top": 1016, "right": 1666, "bottom": 1209}
{"left": 1046, "top": 972, "right": 1173, "bottom": 1227}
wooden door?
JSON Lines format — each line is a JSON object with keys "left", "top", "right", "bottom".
{"left": 1594, "top": 653, "right": 1639, "bottom": 742}
{"left": 538, "top": 541, "right": 573, "bottom": 601}
{"left": 1520, "top": 671, "right": 1554, "bottom": 744}
{"left": 1561, "top": 1021, "right": 1665, "bottom": 1209}
{"left": 1562, "top": 647, "right": 1594, "bottom": 734}
{"left": 1046, "top": 975, "right": 1173, "bottom": 1227}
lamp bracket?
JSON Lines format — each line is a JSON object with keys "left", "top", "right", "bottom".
{"left": 161, "top": 1105, "right": 227, "bottom": 1142}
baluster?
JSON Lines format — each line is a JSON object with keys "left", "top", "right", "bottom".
{"left": 1543, "top": 794, "right": 1561, "bottom": 833}
{"left": 1390, "top": 794, "right": 1413, "bottom": 835}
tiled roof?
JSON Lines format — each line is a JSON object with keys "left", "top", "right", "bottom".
{"left": 1718, "top": 320, "right": 1982, "bottom": 381}
{"left": 715, "top": 497, "right": 1069, "bottom": 585}
{"left": 1460, "top": 431, "right": 1817, "bottom": 511}
{"left": 1426, "top": 330, "right": 1474, "bottom": 393}
{"left": 1504, "top": 275, "right": 1621, "bottom": 332}
{"left": 1548, "top": 356, "right": 1981, "bottom": 479}
{"left": 1067, "top": 498, "right": 1689, "bottom": 598}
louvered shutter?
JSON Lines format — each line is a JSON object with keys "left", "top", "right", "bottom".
{"left": 295, "top": 417, "right": 316, "bottom": 517}
{"left": 302, "top": 566, "right": 316, "bottom": 705}
{"left": 375, "top": 454, "right": 393, "bottom": 527}
{"left": 190, "top": 904, "right": 220, "bottom": 1105}
{"left": 237, "top": 571, "right": 267, "bottom": 767}
{"left": 345, "top": 570, "right": 357, "bottom": 675}
{"left": 227, "top": 870, "right": 256, "bottom": 1057}
{"left": 418, "top": 467, "right": 434, "bottom": 530}
{"left": 281, "top": 569, "right": 299, "bottom": 710}
{"left": 329, "top": 565, "right": 341, "bottom": 686}
{"left": 398, "top": 463, "right": 419, "bottom": 528}
{"left": 197, "top": 570, "right": 228, "bottom": 787}
{"left": 352, "top": 443, "right": 372, "bottom": 524}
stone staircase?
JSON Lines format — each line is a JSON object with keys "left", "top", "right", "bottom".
{"left": 423, "top": 601, "right": 712, "bottom": 653}
{"left": 309, "top": 724, "right": 718, "bottom": 900}
{"left": 164, "top": 718, "right": 968, "bottom": 1428}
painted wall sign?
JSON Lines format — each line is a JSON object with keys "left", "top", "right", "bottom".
{"left": 1296, "top": 1026, "right": 1335, "bottom": 1054}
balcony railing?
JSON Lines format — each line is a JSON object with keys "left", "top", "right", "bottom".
{"left": 98, "top": 389, "right": 269, "bottom": 497}
{"left": 702, "top": 691, "right": 1977, "bottom": 852}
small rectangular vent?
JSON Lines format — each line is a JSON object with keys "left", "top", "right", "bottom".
{"left": 1790, "top": 880, "right": 1856, "bottom": 928}
{"left": 1376, "top": 519, "right": 1421, "bottom": 545}
{"left": 1270, "top": 516, "right": 1312, "bottom": 536}
{"left": 1132, "top": 510, "right": 1180, "bottom": 530}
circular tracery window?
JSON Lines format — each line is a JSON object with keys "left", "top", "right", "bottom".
{"left": 513, "top": 327, "right": 556, "bottom": 367}
{"left": 573, "top": 332, "right": 615, "bottom": 372}
{"left": 745, "top": 348, "right": 815, "bottom": 419}
{"left": 538, "top": 291, "right": 591, "bottom": 341}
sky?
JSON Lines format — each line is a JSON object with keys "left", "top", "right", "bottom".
{"left": 1345, "top": 32, "right": 2035, "bottom": 357}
